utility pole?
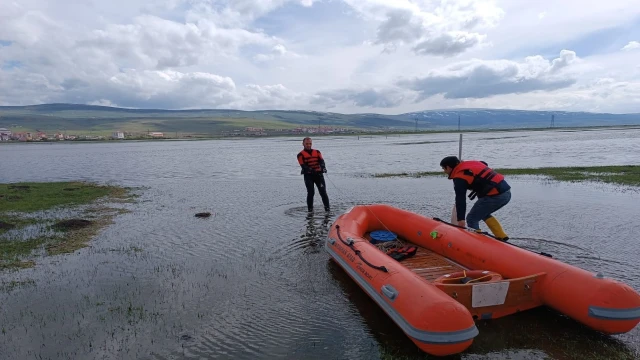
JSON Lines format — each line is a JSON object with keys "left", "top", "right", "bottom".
{"left": 458, "top": 114, "right": 462, "bottom": 160}
{"left": 414, "top": 116, "right": 418, "bottom": 132}
{"left": 551, "top": 114, "right": 555, "bottom": 128}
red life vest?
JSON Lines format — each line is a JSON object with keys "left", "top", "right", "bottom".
{"left": 297, "top": 149, "right": 323, "bottom": 172}
{"left": 386, "top": 246, "right": 417, "bottom": 261}
{"left": 449, "top": 160, "right": 505, "bottom": 198}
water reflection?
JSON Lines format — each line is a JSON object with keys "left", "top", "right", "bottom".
{"left": 286, "top": 206, "right": 332, "bottom": 254}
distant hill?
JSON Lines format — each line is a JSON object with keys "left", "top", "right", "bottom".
{"left": 1, "top": 103, "right": 639, "bottom": 136}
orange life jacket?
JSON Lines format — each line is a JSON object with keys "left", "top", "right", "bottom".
{"left": 449, "top": 160, "right": 506, "bottom": 198}
{"left": 386, "top": 246, "right": 417, "bottom": 261}
{"left": 297, "top": 149, "right": 323, "bottom": 172}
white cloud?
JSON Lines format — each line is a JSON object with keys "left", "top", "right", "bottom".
{"left": 76, "top": 14, "right": 279, "bottom": 69}
{"left": 0, "top": 0, "right": 640, "bottom": 113}
{"left": 312, "top": 87, "right": 411, "bottom": 108}
{"left": 456, "top": 79, "right": 640, "bottom": 114}
{"left": 348, "top": 0, "right": 504, "bottom": 56}
{"left": 185, "top": 0, "right": 316, "bottom": 27}
{"left": 231, "top": 84, "right": 308, "bottom": 110}
{"left": 315, "top": 50, "right": 579, "bottom": 109}
{"left": 622, "top": 41, "right": 640, "bottom": 51}
{"left": 400, "top": 50, "right": 579, "bottom": 100}
{"left": 87, "top": 99, "right": 119, "bottom": 107}
{"left": 253, "top": 44, "right": 301, "bottom": 62}
{"left": 107, "top": 70, "right": 238, "bottom": 107}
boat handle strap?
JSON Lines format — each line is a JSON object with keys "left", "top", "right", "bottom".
{"left": 336, "top": 225, "right": 389, "bottom": 273}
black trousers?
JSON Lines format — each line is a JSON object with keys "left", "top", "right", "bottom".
{"left": 304, "top": 173, "right": 330, "bottom": 211}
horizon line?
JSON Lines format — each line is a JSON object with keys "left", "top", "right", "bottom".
{"left": 1, "top": 102, "right": 639, "bottom": 116}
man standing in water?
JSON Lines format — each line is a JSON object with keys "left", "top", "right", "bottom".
{"left": 440, "top": 156, "right": 511, "bottom": 241}
{"left": 297, "top": 137, "right": 330, "bottom": 212}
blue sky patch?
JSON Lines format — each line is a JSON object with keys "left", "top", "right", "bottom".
{"left": 2, "top": 60, "right": 22, "bottom": 70}
{"left": 513, "top": 16, "right": 640, "bottom": 59}
{"left": 253, "top": 1, "right": 368, "bottom": 50}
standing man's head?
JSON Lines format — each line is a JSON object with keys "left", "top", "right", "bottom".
{"left": 302, "top": 137, "right": 312, "bottom": 150}
{"left": 440, "top": 156, "right": 460, "bottom": 176}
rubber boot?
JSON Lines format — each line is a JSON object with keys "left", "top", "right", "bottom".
{"left": 484, "top": 216, "right": 509, "bottom": 241}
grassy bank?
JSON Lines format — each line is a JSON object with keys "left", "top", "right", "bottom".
{"left": 0, "top": 182, "right": 136, "bottom": 270}
{"left": 373, "top": 165, "right": 640, "bottom": 187}
{"left": 2, "top": 124, "right": 639, "bottom": 144}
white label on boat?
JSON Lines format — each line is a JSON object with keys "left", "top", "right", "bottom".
{"left": 471, "top": 282, "right": 510, "bottom": 308}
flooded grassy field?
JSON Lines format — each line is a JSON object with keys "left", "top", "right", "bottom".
{"left": 1, "top": 128, "right": 639, "bottom": 359}
{"left": 0, "top": 182, "right": 136, "bottom": 270}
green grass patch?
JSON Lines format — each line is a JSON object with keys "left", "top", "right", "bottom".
{"left": 0, "top": 236, "right": 51, "bottom": 259}
{"left": 373, "top": 165, "right": 640, "bottom": 187}
{"left": 498, "top": 166, "right": 640, "bottom": 186}
{"left": 0, "top": 181, "right": 136, "bottom": 270}
{"left": 0, "top": 214, "right": 39, "bottom": 234}
{"left": 45, "top": 215, "right": 116, "bottom": 256}
{"left": 0, "top": 260, "right": 35, "bottom": 270}
{"left": 0, "top": 181, "right": 129, "bottom": 213}
{"left": 217, "top": 117, "right": 302, "bottom": 129}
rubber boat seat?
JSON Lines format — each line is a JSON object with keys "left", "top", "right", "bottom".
{"left": 433, "top": 270, "right": 503, "bottom": 285}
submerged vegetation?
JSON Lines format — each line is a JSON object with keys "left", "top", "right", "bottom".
{"left": 373, "top": 165, "right": 640, "bottom": 187}
{"left": 0, "top": 182, "right": 130, "bottom": 212}
{"left": 0, "top": 181, "right": 136, "bottom": 270}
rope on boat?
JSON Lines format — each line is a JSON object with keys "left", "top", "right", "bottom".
{"left": 432, "top": 218, "right": 553, "bottom": 258}
{"left": 336, "top": 225, "right": 388, "bottom": 273}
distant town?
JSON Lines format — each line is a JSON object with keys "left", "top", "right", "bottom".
{"left": 0, "top": 125, "right": 363, "bottom": 142}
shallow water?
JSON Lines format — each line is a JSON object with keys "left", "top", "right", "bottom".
{"left": 1, "top": 128, "right": 639, "bottom": 360}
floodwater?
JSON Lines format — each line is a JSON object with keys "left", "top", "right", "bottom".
{"left": 1, "top": 128, "right": 639, "bottom": 360}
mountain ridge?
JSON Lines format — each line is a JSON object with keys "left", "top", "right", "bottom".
{"left": 1, "top": 103, "right": 639, "bottom": 135}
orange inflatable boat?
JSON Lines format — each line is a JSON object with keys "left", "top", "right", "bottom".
{"left": 325, "top": 204, "right": 640, "bottom": 357}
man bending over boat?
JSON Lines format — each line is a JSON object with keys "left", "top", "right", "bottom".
{"left": 440, "top": 156, "right": 511, "bottom": 241}
{"left": 297, "top": 137, "right": 330, "bottom": 212}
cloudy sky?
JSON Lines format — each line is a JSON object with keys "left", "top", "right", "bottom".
{"left": 1, "top": 0, "right": 639, "bottom": 114}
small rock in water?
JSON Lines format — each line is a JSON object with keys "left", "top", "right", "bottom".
{"left": 52, "top": 219, "right": 93, "bottom": 230}
{"left": 195, "top": 212, "right": 212, "bottom": 218}
{"left": 0, "top": 221, "right": 16, "bottom": 230}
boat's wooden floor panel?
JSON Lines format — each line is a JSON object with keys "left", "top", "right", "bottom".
{"left": 401, "top": 245, "right": 467, "bottom": 282}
